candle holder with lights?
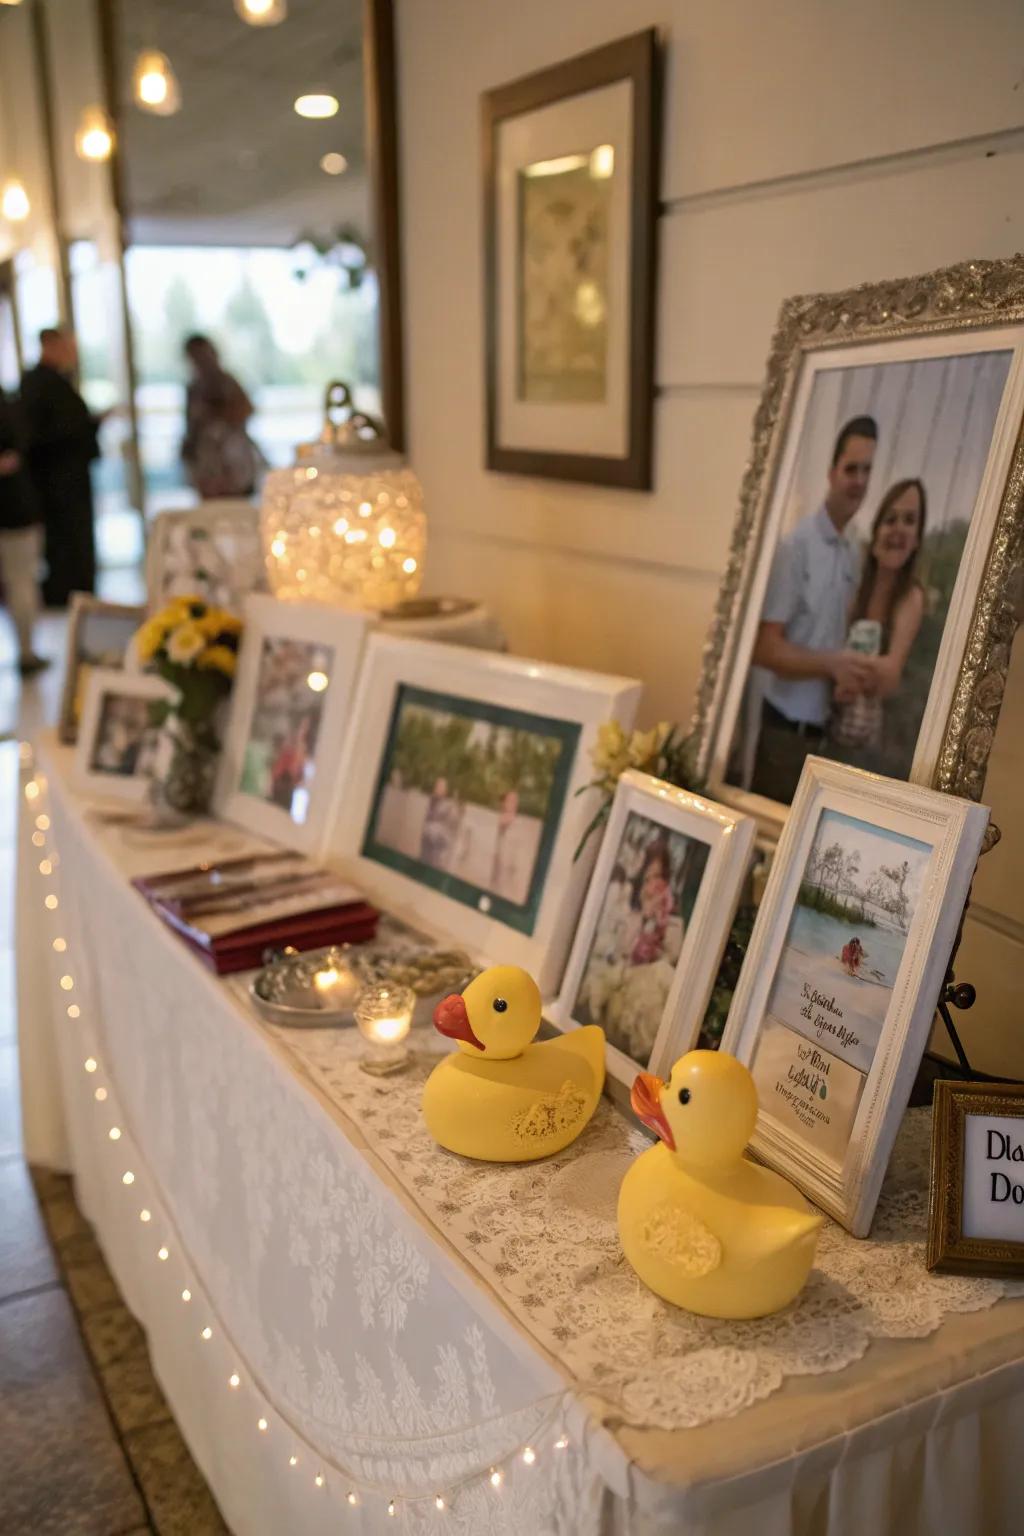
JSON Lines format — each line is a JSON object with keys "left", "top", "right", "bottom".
{"left": 260, "top": 382, "right": 426, "bottom": 611}
{"left": 355, "top": 982, "right": 416, "bottom": 1075}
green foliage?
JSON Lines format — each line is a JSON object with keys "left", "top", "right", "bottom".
{"left": 797, "top": 880, "right": 878, "bottom": 927}
{"left": 390, "top": 707, "right": 561, "bottom": 819}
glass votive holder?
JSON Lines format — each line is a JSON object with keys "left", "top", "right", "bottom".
{"left": 354, "top": 982, "right": 416, "bottom": 1075}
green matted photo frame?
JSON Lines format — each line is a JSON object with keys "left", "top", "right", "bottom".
{"left": 361, "top": 682, "right": 581, "bottom": 936}
{"left": 329, "top": 634, "right": 642, "bottom": 996}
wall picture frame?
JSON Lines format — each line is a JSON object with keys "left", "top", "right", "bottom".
{"left": 214, "top": 594, "right": 370, "bottom": 856}
{"left": 927, "top": 1079, "right": 1024, "bottom": 1278}
{"left": 74, "top": 668, "right": 175, "bottom": 803}
{"left": 722, "top": 756, "right": 989, "bottom": 1236}
{"left": 553, "top": 770, "right": 755, "bottom": 1089}
{"left": 58, "top": 593, "right": 146, "bottom": 745}
{"left": 482, "top": 29, "right": 660, "bottom": 488}
{"left": 690, "top": 256, "right": 1024, "bottom": 841}
{"left": 330, "top": 634, "right": 642, "bottom": 995}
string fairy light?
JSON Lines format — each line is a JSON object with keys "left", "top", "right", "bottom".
{"left": 25, "top": 768, "right": 574, "bottom": 1520}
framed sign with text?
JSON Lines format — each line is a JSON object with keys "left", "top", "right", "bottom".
{"left": 927, "top": 1079, "right": 1024, "bottom": 1278}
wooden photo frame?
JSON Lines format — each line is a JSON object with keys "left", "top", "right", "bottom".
{"left": 723, "top": 756, "right": 989, "bottom": 1236}
{"left": 330, "top": 634, "right": 641, "bottom": 996}
{"left": 214, "top": 594, "right": 370, "bottom": 856}
{"left": 482, "top": 29, "right": 660, "bottom": 488}
{"left": 554, "top": 770, "right": 755, "bottom": 1089}
{"left": 59, "top": 593, "right": 146, "bottom": 745}
{"left": 690, "top": 256, "right": 1024, "bottom": 842}
{"left": 927, "top": 1079, "right": 1024, "bottom": 1278}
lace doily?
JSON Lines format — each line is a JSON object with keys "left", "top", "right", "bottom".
{"left": 260, "top": 1020, "right": 1024, "bottom": 1433}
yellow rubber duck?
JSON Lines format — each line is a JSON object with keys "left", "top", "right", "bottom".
{"left": 422, "top": 965, "right": 604, "bottom": 1161}
{"left": 618, "top": 1051, "right": 823, "bottom": 1318}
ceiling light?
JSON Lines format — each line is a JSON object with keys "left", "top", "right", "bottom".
{"left": 235, "top": 0, "right": 287, "bottom": 22}
{"left": 1, "top": 179, "right": 30, "bottom": 222}
{"left": 75, "top": 106, "right": 115, "bottom": 163}
{"left": 320, "top": 152, "right": 348, "bottom": 176}
{"left": 132, "top": 50, "right": 181, "bottom": 116}
{"left": 294, "top": 92, "right": 338, "bottom": 120}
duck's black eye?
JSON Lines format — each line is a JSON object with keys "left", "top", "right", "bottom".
{"left": 492, "top": 997, "right": 508, "bottom": 1013}
{"left": 678, "top": 1087, "right": 691, "bottom": 1105}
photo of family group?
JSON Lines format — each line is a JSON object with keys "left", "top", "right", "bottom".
{"left": 238, "top": 637, "right": 335, "bottom": 827}
{"left": 571, "top": 811, "right": 710, "bottom": 1064}
{"left": 89, "top": 691, "right": 161, "bottom": 779}
{"left": 363, "top": 685, "right": 580, "bottom": 931}
{"left": 730, "top": 345, "right": 1014, "bottom": 804}
{"left": 752, "top": 808, "right": 932, "bottom": 1161}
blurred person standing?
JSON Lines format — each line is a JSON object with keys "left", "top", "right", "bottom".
{"left": 20, "top": 326, "right": 100, "bottom": 606}
{"left": 0, "top": 387, "right": 48, "bottom": 675}
{"left": 180, "top": 334, "right": 262, "bottom": 499}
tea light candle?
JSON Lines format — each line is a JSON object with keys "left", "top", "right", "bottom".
{"left": 354, "top": 983, "right": 416, "bottom": 1075}
{"left": 312, "top": 960, "right": 359, "bottom": 1013}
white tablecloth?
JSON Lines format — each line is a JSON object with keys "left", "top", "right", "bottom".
{"left": 17, "top": 736, "right": 1024, "bottom": 1535}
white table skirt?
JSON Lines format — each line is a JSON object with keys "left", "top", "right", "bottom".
{"left": 17, "top": 736, "right": 1024, "bottom": 1535}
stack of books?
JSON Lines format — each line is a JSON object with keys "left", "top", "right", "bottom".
{"left": 132, "top": 850, "right": 378, "bottom": 974}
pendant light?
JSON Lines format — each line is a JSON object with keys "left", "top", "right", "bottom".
{"left": 234, "top": 0, "right": 287, "bottom": 24}
{"left": 74, "top": 106, "right": 115, "bottom": 163}
{"left": 132, "top": 49, "right": 181, "bottom": 115}
{"left": 1, "top": 179, "right": 30, "bottom": 222}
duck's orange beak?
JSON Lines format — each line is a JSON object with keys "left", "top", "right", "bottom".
{"left": 433, "top": 993, "right": 484, "bottom": 1051}
{"left": 631, "top": 1072, "right": 674, "bottom": 1150}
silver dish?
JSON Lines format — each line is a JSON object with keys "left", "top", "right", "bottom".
{"left": 249, "top": 935, "right": 476, "bottom": 1029}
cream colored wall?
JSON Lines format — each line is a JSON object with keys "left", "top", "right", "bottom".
{"left": 396, "top": 0, "right": 1024, "bottom": 1076}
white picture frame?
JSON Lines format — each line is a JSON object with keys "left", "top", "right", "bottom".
{"left": 330, "top": 634, "right": 642, "bottom": 996}
{"left": 145, "top": 502, "right": 265, "bottom": 615}
{"left": 74, "top": 668, "right": 175, "bottom": 803}
{"left": 553, "top": 770, "right": 755, "bottom": 1088}
{"left": 58, "top": 593, "right": 145, "bottom": 745}
{"left": 213, "top": 594, "right": 370, "bottom": 856}
{"left": 723, "top": 756, "right": 989, "bottom": 1236}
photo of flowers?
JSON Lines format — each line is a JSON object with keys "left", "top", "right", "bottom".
{"left": 238, "top": 638, "right": 335, "bottom": 827}
{"left": 362, "top": 684, "right": 581, "bottom": 933}
{"left": 571, "top": 811, "right": 710, "bottom": 1062}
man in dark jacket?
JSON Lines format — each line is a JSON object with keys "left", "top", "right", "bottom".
{"left": 20, "top": 326, "right": 100, "bottom": 607}
{"left": 0, "top": 387, "right": 47, "bottom": 675}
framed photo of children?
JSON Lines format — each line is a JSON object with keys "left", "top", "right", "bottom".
{"left": 555, "top": 770, "right": 755, "bottom": 1087}
{"left": 214, "top": 595, "right": 369, "bottom": 855}
{"left": 927, "top": 1080, "right": 1024, "bottom": 1278}
{"left": 73, "top": 669, "right": 175, "bottom": 802}
{"left": 330, "top": 635, "right": 641, "bottom": 995}
{"left": 722, "top": 757, "right": 988, "bottom": 1236}
{"left": 690, "top": 255, "right": 1024, "bottom": 835}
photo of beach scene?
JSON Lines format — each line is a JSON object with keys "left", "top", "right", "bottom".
{"left": 767, "top": 809, "right": 932, "bottom": 1075}
{"left": 364, "top": 685, "right": 579, "bottom": 931}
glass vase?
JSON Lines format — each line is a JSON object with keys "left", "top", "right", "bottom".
{"left": 148, "top": 717, "right": 218, "bottom": 825}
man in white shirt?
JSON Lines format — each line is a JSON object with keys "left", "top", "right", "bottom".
{"left": 748, "top": 415, "right": 878, "bottom": 803}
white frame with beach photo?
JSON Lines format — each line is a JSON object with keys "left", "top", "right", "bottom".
{"left": 213, "top": 594, "right": 370, "bottom": 855}
{"left": 74, "top": 668, "right": 175, "bottom": 803}
{"left": 330, "top": 633, "right": 642, "bottom": 996}
{"left": 553, "top": 769, "right": 755, "bottom": 1088}
{"left": 723, "top": 756, "right": 988, "bottom": 1236}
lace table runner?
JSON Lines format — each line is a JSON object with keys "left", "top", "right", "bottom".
{"left": 253, "top": 1017, "right": 1023, "bottom": 1433}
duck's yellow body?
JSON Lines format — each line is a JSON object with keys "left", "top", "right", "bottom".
{"left": 424, "top": 966, "right": 604, "bottom": 1161}
{"left": 618, "top": 1051, "right": 822, "bottom": 1318}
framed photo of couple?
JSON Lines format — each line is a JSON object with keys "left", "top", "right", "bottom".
{"left": 692, "top": 254, "right": 1024, "bottom": 833}
{"left": 724, "top": 757, "right": 989, "bottom": 1237}
{"left": 555, "top": 770, "right": 755, "bottom": 1087}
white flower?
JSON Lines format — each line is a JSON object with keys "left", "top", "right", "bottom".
{"left": 165, "top": 621, "right": 206, "bottom": 665}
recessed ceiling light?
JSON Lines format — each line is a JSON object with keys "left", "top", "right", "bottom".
{"left": 320, "top": 152, "right": 348, "bottom": 176}
{"left": 295, "top": 92, "right": 339, "bottom": 120}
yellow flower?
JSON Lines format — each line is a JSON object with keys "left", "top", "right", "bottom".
{"left": 134, "top": 617, "right": 167, "bottom": 664}
{"left": 197, "top": 644, "right": 237, "bottom": 678}
{"left": 591, "top": 720, "right": 631, "bottom": 779}
{"left": 628, "top": 721, "right": 671, "bottom": 770}
{"left": 165, "top": 622, "right": 206, "bottom": 665}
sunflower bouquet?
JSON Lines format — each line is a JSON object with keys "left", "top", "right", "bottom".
{"left": 134, "top": 596, "right": 243, "bottom": 816}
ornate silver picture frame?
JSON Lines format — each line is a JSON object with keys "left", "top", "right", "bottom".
{"left": 691, "top": 256, "right": 1024, "bottom": 840}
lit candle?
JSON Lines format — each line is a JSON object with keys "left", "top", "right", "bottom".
{"left": 354, "top": 983, "right": 415, "bottom": 1075}
{"left": 311, "top": 954, "right": 358, "bottom": 1013}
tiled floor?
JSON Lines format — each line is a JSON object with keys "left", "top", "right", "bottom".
{"left": 0, "top": 580, "right": 229, "bottom": 1534}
